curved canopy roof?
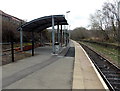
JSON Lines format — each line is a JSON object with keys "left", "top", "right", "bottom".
{"left": 18, "top": 15, "right": 68, "bottom": 32}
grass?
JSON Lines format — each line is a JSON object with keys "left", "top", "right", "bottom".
{"left": 2, "top": 43, "right": 32, "bottom": 65}
{"left": 79, "top": 41, "right": 120, "bottom": 67}
{"left": 2, "top": 43, "right": 32, "bottom": 51}
{"left": 2, "top": 52, "right": 32, "bottom": 65}
{"left": 14, "top": 43, "right": 32, "bottom": 48}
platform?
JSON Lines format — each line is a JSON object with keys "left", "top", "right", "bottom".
{"left": 2, "top": 43, "right": 74, "bottom": 89}
{"left": 2, "top": 40, "right": 109, "bottom": 90}
{"left": 72, "top": 40, "right": 108, "bottom": 90}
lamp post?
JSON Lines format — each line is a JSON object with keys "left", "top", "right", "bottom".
{"left": 66, "top": 11, "right": 70, "bottom": 45}
{"left": 66, "top": 11, "right": 70, "bottom": 26}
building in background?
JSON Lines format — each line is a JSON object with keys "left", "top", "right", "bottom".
{"left": 0, "top": 10, "right": 24, "bottom": 25}
{"left": 0, "top": 10, "right": 25, "bottom": 42}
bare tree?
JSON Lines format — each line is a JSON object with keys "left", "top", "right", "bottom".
{"left": 89, "top": 10, "right": 109, "bottom": 40}
{"left": 89, "top": 0, "right": 120, "bottom": 42}
{"left": 102, "top": 2, "right": 118, "bottom": 39}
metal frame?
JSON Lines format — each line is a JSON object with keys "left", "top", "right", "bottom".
{"left": 60, "top": 25, "right": 63, "bottom": 47}
{"left": 18, "top": 15, "right": 68, "bottom": 55}
{"left": 52, "top": 15, "right": 55, "bottom": 54}
{"left": 20, "top": 28, "right": 23, "bottom": 51}
{"left": 11, "top": 40, "right": 14, "bottom": 62}
{"left": 32, "top": 31, "right": 34, "bottom": 56}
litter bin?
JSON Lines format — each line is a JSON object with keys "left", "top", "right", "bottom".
{"left": 54, "top": 42, "right": 59, "bottom": 54}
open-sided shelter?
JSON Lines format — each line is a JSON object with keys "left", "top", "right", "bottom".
{"left": 18, "top": 15, "right": 68, "bottom": 55}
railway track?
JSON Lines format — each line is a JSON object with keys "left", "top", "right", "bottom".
{"left": 80, "top": 43, "right": 120, "bottom": 91}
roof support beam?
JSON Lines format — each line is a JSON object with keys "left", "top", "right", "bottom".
{"left": 18, "top": 15, "right": 68, "bottom": 32}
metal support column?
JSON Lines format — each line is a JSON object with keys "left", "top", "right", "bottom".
{"left": 66, "top": 29, "right": 68, "bottom": 46}
{"left": 52, "top": 15, "right": 55, "bottom": 54}
{"left": 60, "top": 25, "right": 62, "bottom": 47}
{"left": 11, "top": 39, "right": 14, "bottom": 62}
{"left": 64, "top": 25, "right": 66, "bottom": 44}
{"left": 32, "top": 31, "right": 34, "bottom": 56}
{"left": 20, "top": 28, "right": 23, "bottom": 51}
{"left": 40, "top": 32, "right": 42, "bottom": 46}
{"left": 57, "top": 24, "right": 60, "bottom": 52}
{"left": 68, "top": 25, "right": 71, "bottom": 43}
{"left": 63, "top": 29, "right": 64, "bottom": 44}
{"left": 57, "top": 24, "right": 60, "bottom": 43}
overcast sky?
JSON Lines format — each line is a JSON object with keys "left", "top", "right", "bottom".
{"left": 1, "top": 0, "right": 112, "bottom": 29}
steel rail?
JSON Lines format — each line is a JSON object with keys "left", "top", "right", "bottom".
{"left": 80, "top": 43, "right": 120, "bottom": 91}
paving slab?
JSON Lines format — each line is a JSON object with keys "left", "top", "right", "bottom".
{"left": 2, "top": 54, "right": 52, "bottom": 78}
{"left": 2, "top": 43, "right": 75, "bottom": 89}
{"left": 4, "top": 57, "right": 74, "bottom": 89}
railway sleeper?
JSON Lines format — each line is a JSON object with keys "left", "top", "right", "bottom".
{"left": 80, "top": 43, "right": 120, "bottom": 91}
{"left": 102, "top": 70, "right": 120, "bottom": 74}
{"left": 110, "top": 82, "right": 120, "bottom": 88}
{"left": 107, "top": 78, "right": 120, "bottom": 82}
{"left": 103, "top": 72, "right": 120, "bottom": 76}
{"left": 103, "top": 72, "right": 118, "bottom": 74}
